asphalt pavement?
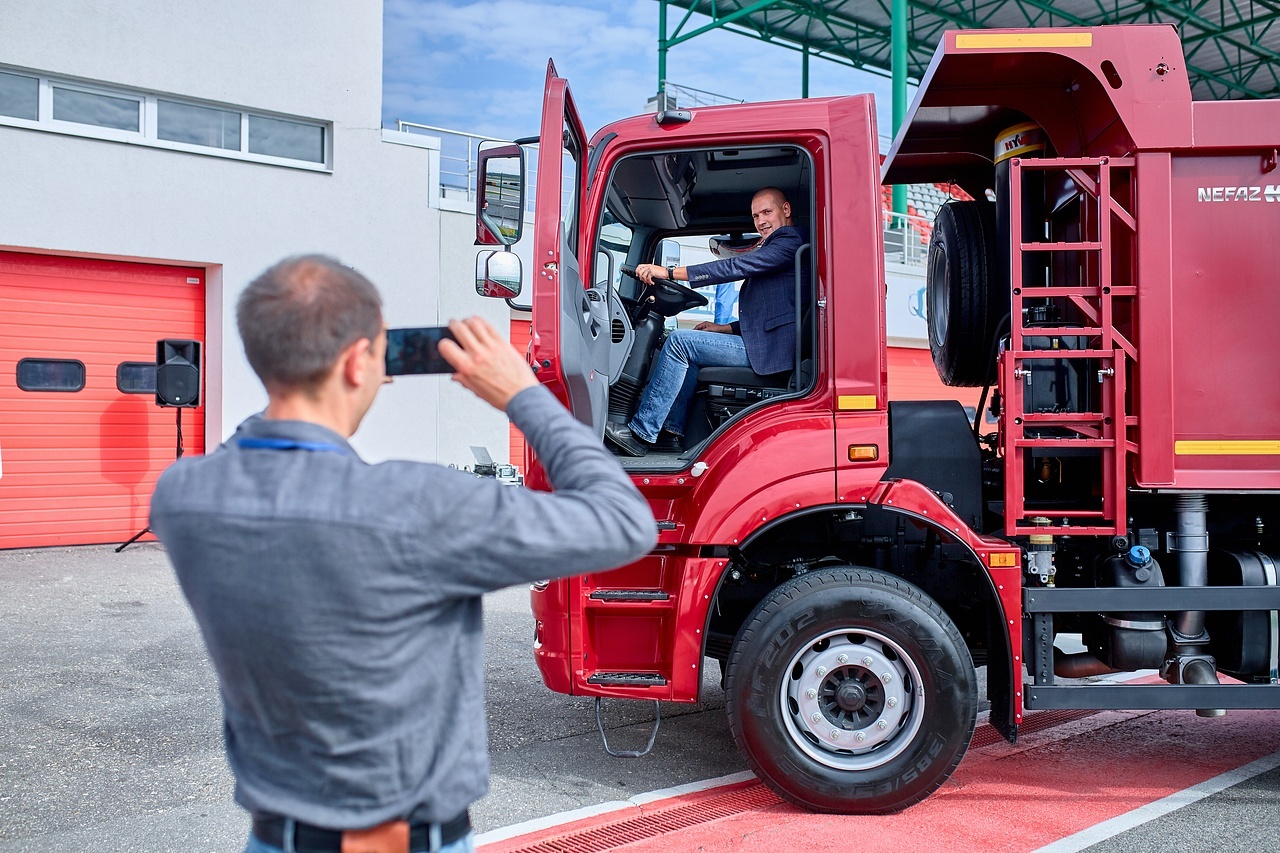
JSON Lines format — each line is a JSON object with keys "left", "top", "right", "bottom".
{"left": 2, "top": 543, "right": 1278, "bottom": 852}
{"left": 0, "top": 543, "right": 745, "bottom": 852}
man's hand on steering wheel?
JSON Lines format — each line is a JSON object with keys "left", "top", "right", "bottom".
{"left": 635, "top": 263, "right": 672, "bottom": 285}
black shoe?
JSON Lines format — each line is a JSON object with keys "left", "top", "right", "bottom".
{"left": 653, "top": 431, "right": 684, "bottom": 453}
{"left": 604, "top": 422, "right": 649, "bottom": 457}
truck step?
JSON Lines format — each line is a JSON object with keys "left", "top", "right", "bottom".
{"left": 588, "top": 590, "right": 670, "bottom": 601}
{"left": 587, "top": 672, "right": 668, "bottom": 686}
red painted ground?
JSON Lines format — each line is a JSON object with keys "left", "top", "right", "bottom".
{"left": 482, "top": 708, "right": 1280, "bottom": 853}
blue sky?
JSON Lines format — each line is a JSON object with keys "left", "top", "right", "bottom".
{"left": 381, "top": 0, "right": 903, "bottom": 143}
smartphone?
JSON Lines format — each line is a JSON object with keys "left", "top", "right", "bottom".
{"left": 385, "top": 326, "right": 456, "bottom": 375}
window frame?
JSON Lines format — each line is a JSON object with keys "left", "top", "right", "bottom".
{"left": 49, "top": 79, "right": 143, "bottom": 135}
{"left": 0, "top": 68, "right": 40, "bottom": 121}
{"left": 156, "top": 98, "right": 242, "bottom": 152}
{"left": 0, "top": 64, "right": 331, "bottom": 172}
{"left": 16, "top": 358, "right": 87, "bottom": 393}
{"left": 116, "top": 361, "right": 158, "bottom": 395}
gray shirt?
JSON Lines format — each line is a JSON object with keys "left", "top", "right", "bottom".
{"left": 150, "top": 386, "right": 655, "bottom": 829}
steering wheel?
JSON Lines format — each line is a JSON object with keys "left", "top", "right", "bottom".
{"left": 620, "top": 265, "right": 709, "bottom": 311}
{"left": 655, "top": 278, "right": 708, "bottom": 306}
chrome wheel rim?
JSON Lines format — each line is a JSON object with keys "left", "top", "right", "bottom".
{"left": 779, "top": 628, "right": 925, "bottom": 771}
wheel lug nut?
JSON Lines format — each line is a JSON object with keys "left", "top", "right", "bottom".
{"left": 830, "top": 729, "right": 840, "bottom": 740}
{"left": 887, "top": 697, "right": 898, "bottom": 708}
{"left": 816, "top": 666, "right": 827, "bottom": 677}
{"left": 806, "top": 689, "right": 817, "bottom": 699}
{"left": 882, "top": 673, "right": 893, "bottom": 683}
{"left": 862, "top": 656, "right": 873, "bottom": 666}
{"left": 837, "top": 654, "right": 848, "bottom": 664}
{"left": 811, "top": 712, "right": 822, "bottom": 723}
{"left": 877, "top": 720, "right": 889, "bottom": 730}
{"left": 856, "top": 732, "right": 866, "bottom": 742}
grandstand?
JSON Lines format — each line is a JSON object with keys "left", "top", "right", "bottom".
{"left": 881, "top": 180, "right": 971, "bottom": 266}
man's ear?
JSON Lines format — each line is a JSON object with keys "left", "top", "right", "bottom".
{"left": 341, "top": 337, "right": 374, "bottom": 388}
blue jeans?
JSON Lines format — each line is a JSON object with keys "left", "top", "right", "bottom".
{"left": 628, "top": 329, "right": 750, "bottom": 442}
{"left": 245, "top": 829, "right": 474, "bottom": 853}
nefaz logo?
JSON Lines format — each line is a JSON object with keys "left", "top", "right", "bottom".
{"left": 1197, "top": 185, "right": 1280, "bottom": 202}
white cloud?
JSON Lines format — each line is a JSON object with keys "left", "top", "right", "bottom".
{"left": 383, "top": 0, "right": 908, "bottom": 143}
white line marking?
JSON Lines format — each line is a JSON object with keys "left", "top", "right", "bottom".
{"left": 1034, "top": 749, "right": 1280, "bottom": 853}
{"left": 474, "top": 771, "right": 756, "bottom": 846}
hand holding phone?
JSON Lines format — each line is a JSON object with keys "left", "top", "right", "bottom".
{"left": 437, "top": 317, "right": 538, "bottom": 411}
{"left": 385, "top": 327, "right": 456, "bottom": 375}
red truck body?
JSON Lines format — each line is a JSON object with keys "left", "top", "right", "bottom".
{"left": 474, "top": 25, "right": 1280, "bottom": 814}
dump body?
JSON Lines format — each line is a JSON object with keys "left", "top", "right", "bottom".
{"left": 883, "top": 26, "right": 1280, "bottom": 493}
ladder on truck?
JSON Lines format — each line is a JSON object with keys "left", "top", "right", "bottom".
{"left": 1003, "top": 156, "right": 1138, "bottom": 538}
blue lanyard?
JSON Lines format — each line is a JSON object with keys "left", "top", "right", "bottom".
{"left": 236, "top": 437, "right": 350, "bottom": 455}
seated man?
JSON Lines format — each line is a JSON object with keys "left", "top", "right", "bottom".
{"left": 605, "top": 186, "right": 808, "bottom": 457}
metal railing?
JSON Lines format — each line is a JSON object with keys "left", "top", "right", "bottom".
{"left": 397, "top": 120, "right": 512, "bottom": 200}
{"left": 655, "top": 81, "right": 745, "bottom": 109}
{"left": 396, "top": 120, "right": 570, "bottom": 213}
{"left": 882, "top": 209, "right": 934, "bottom": 268}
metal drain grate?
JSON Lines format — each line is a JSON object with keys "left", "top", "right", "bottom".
{"left": 490, "top": 781, "right": 780, "bottom": 853}
{"left": 970, "top": 708, "right": 1096, "bottom": 749}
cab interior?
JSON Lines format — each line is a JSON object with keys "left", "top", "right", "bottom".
{"left": 591, "top": 144, "right": 817, "bottom": 470}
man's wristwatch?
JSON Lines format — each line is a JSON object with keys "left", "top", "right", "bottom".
{"left": 666, "top": 266, "right": 676, "bottom": 281}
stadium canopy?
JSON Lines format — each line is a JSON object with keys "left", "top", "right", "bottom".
{"left": 655, "top": 1, "right": 1280, "bottom": 104}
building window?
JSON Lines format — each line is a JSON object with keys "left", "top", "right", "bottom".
{"left": 52, "top": 85, "right": 140, "bottom": 131}
{"left": 158, "top": 100, "right": 240, "bottom": 150}
{"left": 248, "top": 114, "right": 325, "bottom": 163}
{"left": 116, "top": 361, "right": 157, "bottom": 394}
{"left": 0, "top": 64, "right": 330, "bottom": 170}
{"left": 0, "top": 69, "right": 38, "bottom": 120}
{"left": 17, "top": 358, "right": 86, "bottom": 392}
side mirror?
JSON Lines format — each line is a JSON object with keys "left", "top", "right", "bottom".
{"left": 476, "top": 250, "right": 523, "bottom": 299}
{"left": 659, "top": 238, "right": 682, "bottom": 267}
{"left": 476, "top": 142, "right": 525, "bottom": 246}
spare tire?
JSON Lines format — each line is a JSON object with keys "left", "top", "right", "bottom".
{"left": 926, "top": 200, "right": 1004, "bottom": 387}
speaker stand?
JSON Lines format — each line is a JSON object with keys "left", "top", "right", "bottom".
{"left": 117, "top": 407, "right": 185, "bottom": 553}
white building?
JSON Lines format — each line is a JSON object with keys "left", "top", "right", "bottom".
{"left": 0, "top": 0, "right": 501, "bottom": 549}
{"left": 0, "top": 0, "right": 974, "bottom": 551}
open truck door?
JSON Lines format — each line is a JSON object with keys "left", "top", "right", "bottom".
{"left": 474, "top": 60, "right": 608, "bottom": 435}
{"left": 530, "top": 60, "right": 610, "bottom": 434}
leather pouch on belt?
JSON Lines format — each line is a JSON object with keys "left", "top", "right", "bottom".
{"left": 340, "top": 820, "right": 410, "bottom": 853}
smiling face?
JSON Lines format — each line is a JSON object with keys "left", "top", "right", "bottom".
{"left": 750, "top": 188, "right": 792, "bottom": 238}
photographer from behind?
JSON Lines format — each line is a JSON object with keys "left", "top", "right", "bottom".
{"left": 149, "top": 255, "right": 656, "bottom": 853}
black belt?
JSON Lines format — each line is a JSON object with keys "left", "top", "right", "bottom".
{"left": 251, "top": 810, "right": 470, "bottom": 853}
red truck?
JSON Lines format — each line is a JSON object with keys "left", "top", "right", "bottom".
{"left": 472, "top": 24, "right": 1280, "bottom": 814}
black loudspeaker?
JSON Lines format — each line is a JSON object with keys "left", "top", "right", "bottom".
{"left": 155, "top": 339, "right": 202, "bottom": 407}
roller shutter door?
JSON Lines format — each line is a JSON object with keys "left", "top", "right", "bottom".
{"left": 0, "top": 252, "right": 205, "bottom": 549}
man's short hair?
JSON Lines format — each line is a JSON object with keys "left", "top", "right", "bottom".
{"left": 753, "top": 186, "right": 789, "bottom": 206}
{"left": 237, "top": 255, "right": 383, "bottom": 392}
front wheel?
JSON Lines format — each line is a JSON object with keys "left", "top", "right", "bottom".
{"left": 725, "top": 566, "right": 977, "bottom": 813}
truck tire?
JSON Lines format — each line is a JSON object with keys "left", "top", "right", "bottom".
{"left": 725, "top": 566, "right": 976, "bottom": 813}
{"left": 927, "top": 200, "right": 1003, "bottom": 386}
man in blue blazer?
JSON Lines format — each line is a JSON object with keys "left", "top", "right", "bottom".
{"left": 606, "top": 187, "right": 808, "bottom": 457}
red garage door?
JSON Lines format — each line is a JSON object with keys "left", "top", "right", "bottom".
{"left": 0, "top": 252, "right": 205, "bottom": 549}
{"left": 509, "top": 318, "right": 532, "bottom": 467}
